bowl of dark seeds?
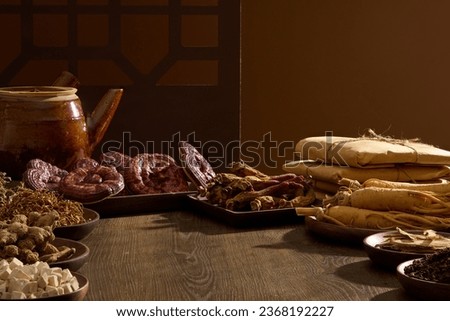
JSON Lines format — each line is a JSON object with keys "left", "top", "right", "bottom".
{"left": 396, "top": 248, "right": 450, "bottom": 300}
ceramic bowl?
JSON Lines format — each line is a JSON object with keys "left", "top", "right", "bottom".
{"left": 48, "top": 237, "right": 90, "bottom": 271}
{"left": 363, "top": 231, "right": 430, "bottom": 270}
{"left": 397, "top": 259, "right": 450, "bottom": 300}
{"left": 0, "top": 272, "right": 89, "bottom": 301}
{"left": 53, "top": 208, "right": 100, "bottom": 240}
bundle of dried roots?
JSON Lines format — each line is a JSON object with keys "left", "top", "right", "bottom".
{"left": 203, "top": 162, "right": 316, "bottom": 211}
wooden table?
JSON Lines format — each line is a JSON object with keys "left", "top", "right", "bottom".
{"left": 78, "top": 207, "right": 412, "bottom": 301}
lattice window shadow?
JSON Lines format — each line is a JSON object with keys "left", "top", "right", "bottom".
{"left": 0, "top": 0, "right": 240, "bottom": 169}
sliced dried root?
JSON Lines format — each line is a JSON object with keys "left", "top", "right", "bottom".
{"left": 377, "top": 227, "right": 450, "bottom": 253}
{"left": 39, "top": 246, "right": 75, "bottom": 263}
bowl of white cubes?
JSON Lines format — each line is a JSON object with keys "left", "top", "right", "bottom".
{"left": 0, "top": 257, "right": 88, "bottom": 300}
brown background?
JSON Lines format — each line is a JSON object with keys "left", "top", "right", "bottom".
{"left": 2, "top": 1, "right": 450, "bottom": 175}
{"left": 241, "top": 0, "right": 450, "bottom": 173}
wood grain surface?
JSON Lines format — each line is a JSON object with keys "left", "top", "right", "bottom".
{"left": 79, "top": 210, "right": 411, "bottom": 301}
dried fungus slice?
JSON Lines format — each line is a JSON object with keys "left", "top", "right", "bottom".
{"left": 179, "top": 141, "right": 216, "bottom": 190}
{"left": 23, "top": 159, "right": 68, "bottom": 191}
{"left": 99, "top": 151, "right": 132, "bottom": 174}
{"left": 72, "top": 157, "right": 99, "bottom": 170}
{"left": 59, "top": 165, "right": 124, "bottom": 203}
{"left": 124, "top": 153, "right": 189, "bottom": 194}
{"left": 99, "top": 151, "right": 134, "bottom": 195}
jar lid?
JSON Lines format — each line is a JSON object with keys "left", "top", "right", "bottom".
{"left": 0, "top": 86, "right": 77, "bottom": 97}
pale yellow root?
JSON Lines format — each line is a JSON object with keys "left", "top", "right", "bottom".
{"left": 337, "top": 187, "right": 450, "bottom": 215}
{"left": 317, "top": 206, "right": 450, "bottom": 230}
{"left": 295, "top": 207, "right": 322, "bottom": 216}
{"left": 337, "top": 178, "right": 363, "bottom": 190}
{"left": 362, "top": 178, "right": 450, "bottom": 193}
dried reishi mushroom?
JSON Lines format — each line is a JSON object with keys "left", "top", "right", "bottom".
{"left": 59, "top": 162, "right": 125, "bottom": 203}
{"left": 99, "top": 151, "right": 133, "bottom": 195}
{"left": 22, "top": 159, "right": 68, "bottom": 192}
{"left": 179, "top": 141, "right": 216, "bottom": 190}
{"left": 72, "top": 157, "right": 99, "bottom": 170}
{"left": 99, "top": 151, "right": 132, "bottom": 173}
{"left": 124, "top": 153, "right": 189, "bottom": 194}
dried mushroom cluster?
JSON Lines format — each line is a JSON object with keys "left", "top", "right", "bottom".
{"left": 202, "top": 162, "right": 315, "bottom": 211}
{"left": 22, "top": 152, "right": 190, "bottom": 203}
{"left": 23, "top": 157, "right": 124, "bottom": 204}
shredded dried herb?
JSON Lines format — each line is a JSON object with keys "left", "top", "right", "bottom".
{"left": 0, "top": 172, "right": 85, "bottom": 227}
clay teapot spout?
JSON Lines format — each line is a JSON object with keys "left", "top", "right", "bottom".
{"left": 53, "top": 70, "right": 123, "bottom": 152}
{"left": 86, "top": 88, "right": 123, "bottom": 151}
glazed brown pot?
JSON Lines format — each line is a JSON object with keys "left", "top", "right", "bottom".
{"left": 0, "top": 86, "right": 122, "bottom": 179}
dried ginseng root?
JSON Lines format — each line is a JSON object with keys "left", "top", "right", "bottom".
{"left": 324, "top": 186, "right": 450, "bottom": 216}
{"left": 299, "top": 205, "right": 450, "bottom": 231}
{"left": 362, "top": 178, "right": 450, "bottom": 193}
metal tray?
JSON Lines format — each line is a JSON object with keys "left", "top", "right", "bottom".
{"left": 86, "top": 191, "right": 195, "bottom": 217}
{"left": 187, "top": 195, "right": 302, "bottom": 227}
